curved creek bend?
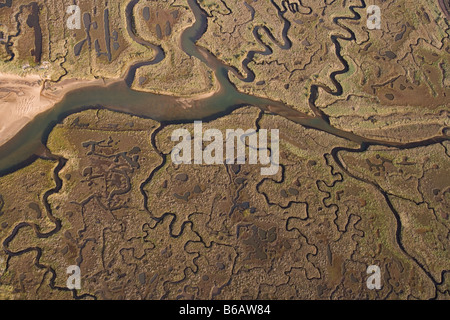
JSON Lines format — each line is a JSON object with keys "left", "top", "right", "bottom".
{"left": 0, "top": 0, "right": 448, "bottom": 175}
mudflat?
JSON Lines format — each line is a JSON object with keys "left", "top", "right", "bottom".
{"left": 0, "top": 73, "right": 104, "bottom": 146}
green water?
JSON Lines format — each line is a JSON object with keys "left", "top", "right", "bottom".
{"left": 0, "top": 0, "right": 276, "bottom": 174}
{"left": 0, "top": 0, "right": 422, "bottom": 175}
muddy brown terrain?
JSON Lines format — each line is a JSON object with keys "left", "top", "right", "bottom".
{"left": 0, "top": 0, "right": 448, "bottom": 300}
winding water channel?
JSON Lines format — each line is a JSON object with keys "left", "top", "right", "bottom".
{"left": 0, "top": 0, "right": 448, "bottom": 175}
{"left": 1, "top": 0, "right": 449, "bottom": 299}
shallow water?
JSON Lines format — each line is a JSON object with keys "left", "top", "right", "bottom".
{"left": 0, "top": 0, "right": 447, "bottom": 175}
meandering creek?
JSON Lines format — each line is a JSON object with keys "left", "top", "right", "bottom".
{"left": 0, "top": 0, "right": 447, "bottom": 175}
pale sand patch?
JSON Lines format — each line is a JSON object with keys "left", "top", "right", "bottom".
{"left": 0, "top": 73, "right": 105, "bottom": 147}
